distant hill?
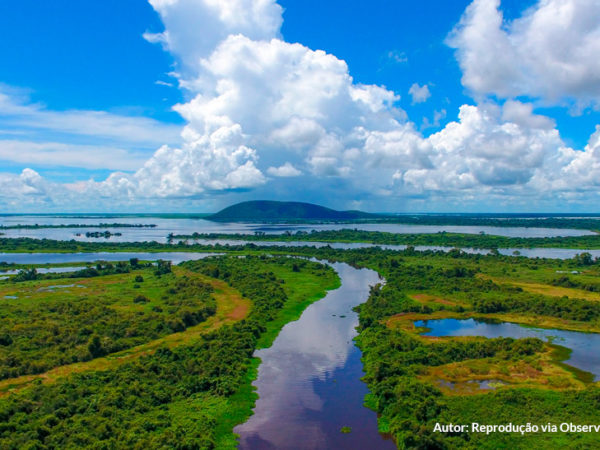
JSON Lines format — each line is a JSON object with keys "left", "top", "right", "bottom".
{"left": 207, "top": 201, "right": 378, "bottom": 222}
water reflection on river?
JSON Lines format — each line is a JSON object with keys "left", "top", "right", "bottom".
{"left": 235, "top": 262, "right": 395, "bottom": 450}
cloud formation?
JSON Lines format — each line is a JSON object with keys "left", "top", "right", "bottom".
{"left": 409, "top": 83, "right": 431, "bottom": 104}
{"left": 2, "top": 0, "right": 599, "bottom": 211}
{"left": 448, "top": 0, "right": 600, "bottom": 109}
{"left": 0, "top": 86, "right": 181, "bottom": 147}
{"left": 0, "top": 86, "right": 181, "bottom": 172}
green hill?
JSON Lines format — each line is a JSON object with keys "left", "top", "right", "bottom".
{"left": 207, "top": 201, "right": 378, "bottom": 222}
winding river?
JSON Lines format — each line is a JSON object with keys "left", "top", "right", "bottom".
{"left": 1, "top": 238, "right": 600, "bottom": 448}
{"left": 234, "top": 262, "right": 395, "bottom": 449}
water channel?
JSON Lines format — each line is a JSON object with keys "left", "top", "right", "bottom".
{"left": 1, "top": 244, "right": 599, "bottom": 267}
{"left": 235, "top": 262, "right": 395, "bottom": 449}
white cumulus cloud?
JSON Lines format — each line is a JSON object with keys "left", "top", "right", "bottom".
{"left": 448, "top": 0, "right": 600, "bottom": 108}
{"left": 267, "top": 162, "right": 302, "bottom": 177}
{"left": 408, "top": 83, "right": 431, "bottom": 104}
{"left": 2, "top": 0, "right": 600, "bottom": 211}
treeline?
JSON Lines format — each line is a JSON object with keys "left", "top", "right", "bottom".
{"left": 10, "top": 259, "right": 172, "bottom": 283}
{"left": 0, "top": 263, "right": 215, "bottom": 379}
{"left": 171, "top": 229, "right": 600, "bottom": 249}
{"left": 372, "top": 215, "right": 600, "bottom": 230}
{"left": 81, "top": 231, "right": 122, "bottom": 238}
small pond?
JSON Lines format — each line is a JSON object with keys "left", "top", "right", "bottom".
{"left": 416, "top": 318, "right": 600, "bottom": 380}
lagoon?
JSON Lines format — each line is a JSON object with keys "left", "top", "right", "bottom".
{"left": 416, "top": 318, "right": 600, "bottom": 380}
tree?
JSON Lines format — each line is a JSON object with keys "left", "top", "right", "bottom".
{"left": 574, "top": 252, "right": 594, "bottom": 266}
{"left": 88, "top": 335, "right": 104, "bottom": 358}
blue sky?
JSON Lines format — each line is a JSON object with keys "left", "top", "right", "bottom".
{"left": 0, "top": 0, "right": 599, "bottom": 212}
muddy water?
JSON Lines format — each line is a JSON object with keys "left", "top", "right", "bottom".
{"left": 235, "top": 262, "right": 396, "bottom": 450}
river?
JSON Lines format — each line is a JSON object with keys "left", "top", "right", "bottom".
{"left": 1, "top": 244, "right": 598, "bottom": 267}
{"left": 235, "top": 262, "right": 395, "bottom": 449}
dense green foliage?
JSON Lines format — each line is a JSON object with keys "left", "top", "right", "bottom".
{"left": 346, "top": 249, "right": 600, "bottom": 448}
{"left": 175, "top": 229, "right": 600, "bottom": 249}
{"left": 2, "top": 232, "right": 600, "bottom": 448}
{"left": 0, "top": 264, "right": 216, "bottom": 379}
{"left": 0, "top": 256, "right": 337, "bottom": 449}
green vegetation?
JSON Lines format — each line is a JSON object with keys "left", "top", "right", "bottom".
{"left": 207, "top": 200, "right": 378, "bottom": 222}
{"left": 3, "top": 229, "right": 600, "bottom": 448}
{"left": 0, "top": 256, "right": 339, "bottom": 449}
{"left": 0, "top": 262, "right": 216, "bottom": 380}
{"left": 82, "top": 231, "right": 122, "bottom": 238}
{"left": 358, "top": 215, "right": 600, "bottom": 231}
{"left": 325, "top": 247, "right": 600, "bottom": 448}
{"left": 175, "top": 229, "right": 600, "bottom": 249}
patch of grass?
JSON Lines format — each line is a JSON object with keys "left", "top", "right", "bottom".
{"left": 419, "top": 347, "right": 586, "bottom": 395}
{"left": 483, "top": 276, "right": 600, "bottom": 302}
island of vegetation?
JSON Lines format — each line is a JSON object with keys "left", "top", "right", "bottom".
{"left": 171, "top": 229, "right": 600, "bottom": 249}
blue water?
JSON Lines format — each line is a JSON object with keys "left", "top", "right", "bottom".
{"left": 0, "top": 214, "right": 593, "bottom": 243}
{"left": 416, "top": 318, "right": 600, "bottom": 380}
{"left": 0, "top": 252, "right": 220, "bottom": 265}
{"left": 235, "top": 263, "right": 395, "bottom": 449}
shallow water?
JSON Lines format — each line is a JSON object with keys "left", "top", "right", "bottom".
{"left": 0, "top": 266, "right": 83, "bottom": 275}
{"left": 0, "top": 214, "right": 593, "bottom": 242}
{"left": 1, "top": 243, "right": 599, "bottom": 267}
{"left": 416, "top": 318, "right": 600, "bottom": 380}
{"left": 235, "top": 262, "right": 395, "bottom": 450}
{"left": 37, "top": 284, "right": 85, "bottom": 292}
{"left": 436, "top": 379, "right": 505, "bottom": 390}
{"left": 193, "top": 239, "right": 600, "bottom": 260}
{"left": 0, "top": 252, "right": 220, "bottom": 265}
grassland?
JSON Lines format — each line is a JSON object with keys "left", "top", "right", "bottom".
{"left": 0, "top": 267, "right": 250, "bottom": 396}
{"left": 3, "top": 233, "right": 600, "bottom": 448}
